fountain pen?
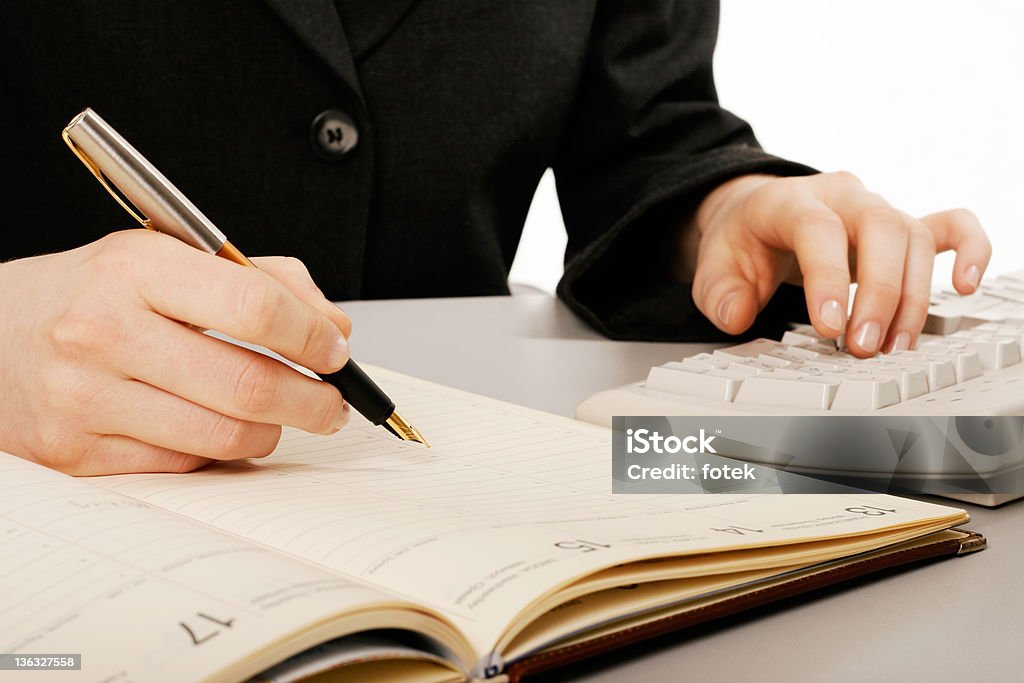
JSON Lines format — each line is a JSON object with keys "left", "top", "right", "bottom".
{"left": 61, "top": 108, "right": 428, "bottom": 446}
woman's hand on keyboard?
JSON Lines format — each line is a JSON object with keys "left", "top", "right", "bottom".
{"left": 0, "top": 230, "right": 352, "bottom": 475}
{"left": 685, "top": 171, "right": 991, "bottom": 357}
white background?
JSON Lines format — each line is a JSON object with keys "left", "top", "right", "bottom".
{"left": 509, "top": 1, "right": 1024, "bottom": 295}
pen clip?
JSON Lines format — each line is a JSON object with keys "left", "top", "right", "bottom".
{"left": 61, "top": 128, "right": 151, "bottom": 229}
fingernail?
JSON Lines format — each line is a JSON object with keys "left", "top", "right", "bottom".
{"left": 890, "top": 332, "right": 911, "bottom": 352}
{"left": 854, "top": 321, "right": 881, "bottom": 354}
{"left": 717, "top": 292, "right": 738, "bottom": 327}
{"left": 328, "top": 333, "right": 349, "bottom": 369}
{"left": 965, "top": 265, "right": 981, "bottom": 290}
{"left": 819, "top": 299, "right": 846, "bottom": 332}
{"left": 333, "top": 401, "right": 350, "bottom": 432}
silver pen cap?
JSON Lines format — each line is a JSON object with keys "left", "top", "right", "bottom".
{"left": 62, "top": 108, "right": 227, "bottom": 254}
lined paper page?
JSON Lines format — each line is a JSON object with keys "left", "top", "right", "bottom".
{"left": 0, "top": 453, "right": 429, "bottom": 683}
{"left": 93, "top": 367, "right": 966, "bottom": 660}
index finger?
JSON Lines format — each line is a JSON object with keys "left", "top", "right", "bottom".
{"left": 742, "top": 182, "right": 853, "bottom": 337}
{"left": 252, "top": 256, "right": 352, "bottom": 338}
{"left": 125, "top": 232, "right": 350, "bottom": 374}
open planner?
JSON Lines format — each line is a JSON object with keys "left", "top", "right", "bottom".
{"left": 0, "top": 367, "right": 984, "bottom": 683}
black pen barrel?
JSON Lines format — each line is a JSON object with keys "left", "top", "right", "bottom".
{"left": 319, "top": 360, "right": 395, "bottom": 426}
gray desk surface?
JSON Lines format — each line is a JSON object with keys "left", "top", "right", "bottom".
{"left": 340, "top": 294, "right": 1021, "bottom": 683}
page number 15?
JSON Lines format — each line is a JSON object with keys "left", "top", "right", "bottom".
{"left": 554, "top": 540, "right": 611, "bottom": 553}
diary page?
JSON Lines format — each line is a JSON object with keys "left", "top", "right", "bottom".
{"left": 0, "top": 453, "right": 448, "bottom": 683}
{"left": 92, "top": 367, "right": 967, "bottom": 669}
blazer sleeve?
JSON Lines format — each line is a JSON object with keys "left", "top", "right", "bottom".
{"left": 552, "top": 0, "right": 818, "bottom": 342}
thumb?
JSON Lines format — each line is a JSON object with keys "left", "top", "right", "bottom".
{"left": 691, "top": 236, "right": 763, "bottom": 335}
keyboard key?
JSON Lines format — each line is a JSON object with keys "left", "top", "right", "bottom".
{"left": 680, "top": 354, "right": 730, "bottom": 371}
{"left": 827, "top": 376, "right": 901, "bottom": 410}
{"left": 725, "top": 359, "right": 782, "bottom": 376}
{"left": 763, "top": 367, "right": 809, "bottom": 379}
{"left": 885, "top": 351, "right": 958, "bottom": 389}
{"left": 783, "top": 325, "right": 847, "bottom": 353}
{"left": 780, "top": 345, "right": 826, "bottom": 360}
{"left": 975, "top": 322, "right": 1024, "bottom": 349}
{"left": 857, "top": 361, "right": 929, "bottom": 399}
{"left": 646, "top": 363, "right": 744, "bottom": 402}
{"left": 801, "top": 358, "right": 855, "bottom": 372}
{"left": 781, "top": 329, "right": 823, "bottom": 346}
{"left": 999, "top": 269, "right": 1024, "bottom": 283}
{"left": 946, "top": 331, "right": 1022, "bottom": 369}
{"left": 918, "top": 340, "right": 996, "bottom": 375}
{"left": 713, "top": 340, "right": 799, "bottom": 366}
{"left": 981, "top": 282, "right": 1024, "bottom": 304}
{"left": 924, "top": 292, "right": 1006, "bottom": 334}
{"left": 733, "top": 372, "right": 839, "bottom": 409}
{"left": 964, "top": 301, "right": 1024, "bottom": 323}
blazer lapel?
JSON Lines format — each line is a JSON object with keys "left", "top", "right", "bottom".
{"left": 332, "top": 0, "right": 422, "bottom": 59}
{"left": 262, "top": 0, "right": 365, "bottom": 108}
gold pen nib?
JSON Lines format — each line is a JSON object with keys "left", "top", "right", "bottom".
{"left": 384, "top": 412, "right": 429, "bottom": 447}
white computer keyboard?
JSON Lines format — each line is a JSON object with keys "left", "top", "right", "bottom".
{"left": 578, "top": 270, "right": 1024, "bottom": 424}
{"left": 578, "top": 271, "right": 1024, "bottom": 506}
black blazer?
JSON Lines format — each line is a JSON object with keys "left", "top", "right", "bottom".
{"left": 1, "top": 1, "right": 813, "bottom": 340}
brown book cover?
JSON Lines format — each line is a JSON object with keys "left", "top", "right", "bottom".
{"left": 506, "top": 529, "right": 985, "bottom": 682}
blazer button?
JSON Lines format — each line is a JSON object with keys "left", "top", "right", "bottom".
{"left": 310, "top": 109, "right": 359, "bottom": 160}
